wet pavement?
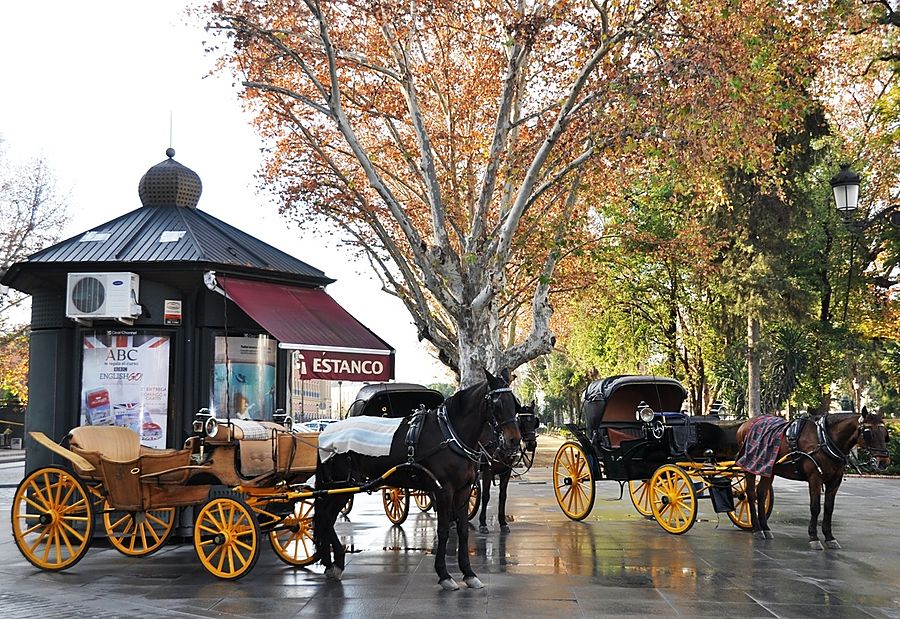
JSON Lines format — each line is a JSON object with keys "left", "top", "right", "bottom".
{"left": 0, "top": 445, "right": 899, "bottom": 618}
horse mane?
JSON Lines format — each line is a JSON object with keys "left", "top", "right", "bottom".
{"left": 443, "top": 380, "right": 488, "bottom": 415}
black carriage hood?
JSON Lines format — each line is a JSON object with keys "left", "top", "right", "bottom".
{"left": 584, "top": 375, "right": 687, "bottom": 404}
{"left": 583, "top": 375, "right": 687, "bottom": 430}
{"left": 347, "top": 382, "right": 445, "bottom": 418}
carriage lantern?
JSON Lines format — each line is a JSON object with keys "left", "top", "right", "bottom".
{"left": 636, "top": 401, "right": 655, "bottom": 423}
{"left": 830, "top": 164, "right": 860, "bottom": 218}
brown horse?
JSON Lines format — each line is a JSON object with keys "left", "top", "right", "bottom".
{"left": 476, "top": 401, "right": 540, "bottom": 534}
{"left": 736, "top": 408, "right": 891, "bottom": 549}
{"left": 313, "top": 369, "right": 521, "bottom": 590}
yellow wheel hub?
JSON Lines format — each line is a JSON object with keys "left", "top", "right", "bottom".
{"left": 650, "top": 464, "right": 697, "bottom": 535}
{"left": 552, "top": 442, "right": 595, "bottom": 521}
{"left": 194, "top": 496, "right": 260, "bottom": 580}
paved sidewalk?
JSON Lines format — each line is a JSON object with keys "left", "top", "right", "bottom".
{"left": 0, "top": 458, "right": 898, "bottom": 617}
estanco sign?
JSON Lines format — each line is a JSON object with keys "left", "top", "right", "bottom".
{"left": 295, "top": 351, "right": 392, "bottom": 381}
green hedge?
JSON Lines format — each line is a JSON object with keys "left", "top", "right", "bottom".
{"left": 885, "top": 425, "right": 900, "bottom": 476}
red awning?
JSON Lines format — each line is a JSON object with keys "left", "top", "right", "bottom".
{"left": 218, "top": 277, "right": 394, "bottom": 381}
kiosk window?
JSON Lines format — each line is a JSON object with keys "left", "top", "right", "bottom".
{"left": 211, "top": 334, "right": 276, "bottom": 421}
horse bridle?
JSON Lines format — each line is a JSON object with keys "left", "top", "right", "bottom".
{"left": 485, "top": 387, "right": 519, "bottom": 429}
{"left": 817, "top": 415, "right": 889, "bottom": 466}
{"left": 858, "top": 417, "right": 890, "bottom": 458}
{"left": 435, "top": 385, "right": 518, "bottom": 464}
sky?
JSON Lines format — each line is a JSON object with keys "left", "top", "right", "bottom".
{"left": 0, "top": 1, "right": 452, "bottom": 385}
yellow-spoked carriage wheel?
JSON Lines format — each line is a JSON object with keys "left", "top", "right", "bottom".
{"left": 382, "top": 487, "right": 410, "bottom": 525}
{"left": 11, "top": 466, "right": 95, "bottom": 571}
{"left": 194, "top": 495, "right": 260, "bottom": 580}
{"left": 413, "top": 490, "right": 433, "bottom": 512}
{"left": 553, "top": 442, "right": 596, "bottom": 521}
{"left": 628, "top": 480, "right": 654, "bottom": 518}
{"left": 467, "top": 482, "right": 480, "bottom": 520}
{"left": 727, "top": 475, "right": 775, "bottom": 530}
{"left": 650, "top": 464, "right": 697, "bottom": 534}
{"left": 269, "top": 498, "right": 317, "bottom": 567}
{"left": 103, "top": 502, "right": 176, "bottom": 557}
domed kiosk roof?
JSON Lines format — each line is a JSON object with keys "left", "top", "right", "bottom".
{"left": 1, "top": 149, "right": 332, "bottom": 292}
{"left": 138, "top": 148, "right": 203, "bottom": 208}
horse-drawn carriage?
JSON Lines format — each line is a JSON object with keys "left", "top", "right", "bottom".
{"left": 344, "top": 382, "right": 446, "bottom": 523}
{"left": 553, "top": 375, "right": 770, "bottom": 534}
{"left": 342, "top": 382, "right": 539, "bottom": 529}
{"left": 12, "top": 411, "right": 324, "bottom": 579}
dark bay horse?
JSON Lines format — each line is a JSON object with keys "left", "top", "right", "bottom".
{"left": 476, "top": 401, "right": 539, "bottom": 534}
{"left": 737, "top": 409, "right": 891, "bottom": 549}
{"left": 313, "top": 369, "right": 521, "bottom": 590}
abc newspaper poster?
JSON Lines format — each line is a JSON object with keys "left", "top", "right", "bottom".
{"left": 80, "top": 332, "right": 170, "bottom": 448}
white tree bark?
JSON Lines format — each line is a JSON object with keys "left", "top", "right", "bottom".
{"left": 214, "top": 2, "right": 659, "bottom": 386}
{"left": 747, "top": 315, "right": 761, "bottom": 418}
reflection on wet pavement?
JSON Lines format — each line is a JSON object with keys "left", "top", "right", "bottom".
{"left": 0, "top": 461, "right": 899, "bottom": 617}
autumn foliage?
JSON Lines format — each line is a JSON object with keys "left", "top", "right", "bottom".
{"left": 204, "top": 0, "right": 858, "bottom": 385}
{"left": 0, "top": 327, "right": 28, "bottom": 404}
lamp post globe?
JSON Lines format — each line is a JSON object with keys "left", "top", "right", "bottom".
{"left": 830, "top": 164, "right": 860, "bottom": 216}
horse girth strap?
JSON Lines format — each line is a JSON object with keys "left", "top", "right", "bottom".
{"left": 785, "top": 417, "right": 806, "bottom": 453}
{"left": 405, "top": 407, "right": 428, "bottom": 463}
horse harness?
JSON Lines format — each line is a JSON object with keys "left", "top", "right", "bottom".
{"left": 781, "top": 414, "right": 886, "bottom": 478}
{"left": 404, "top": 387, "right": 516, "bottom": 466}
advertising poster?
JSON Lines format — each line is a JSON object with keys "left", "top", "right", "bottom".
{"left": 80, "top": 332, "right": 170, "bottom": 449}
{"left": 212, "top": 335, "right": 276, "bottom": 421}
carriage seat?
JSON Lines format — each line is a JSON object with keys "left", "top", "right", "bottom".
{"left": 68, "top": 425, "right": 192, "bottom": 484}
{"left": 69, "top": 426, "right": 142, "bottom": 462}
{"left": 228, "top": 419, "right": 277, "bottom": 440}
{"left": 602, "top": 426, "right": 643, "bottom": 448}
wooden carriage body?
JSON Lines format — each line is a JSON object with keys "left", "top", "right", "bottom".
{"left": 34, "top": 418, "right": 319, "bottom": 513}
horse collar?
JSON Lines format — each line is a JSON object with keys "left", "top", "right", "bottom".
{"left": 405, "top": 406, "right": 429, "bottom": 463}
{"left": 437, "top": 404, "right": 485, "bottom": 463}
{"left": 816, "top": 416, "right": 848, "bottom": 464}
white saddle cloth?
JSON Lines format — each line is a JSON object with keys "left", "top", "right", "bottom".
{"left": 317, "top": 416, "right": 403, "bottom": 463}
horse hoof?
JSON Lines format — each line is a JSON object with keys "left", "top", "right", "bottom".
{"left": 464, "top": 576, "right": 484, "bottom": 589}
{"left": 325, "top": 567, "right": 343, "bottom": 581}
{"left": 825, "top": 540, "right": 842, "bottom": 550}
{"left": 763, "top": 531, "right": 774, "bottom": 539}
{"left": 753, "top": 531, "right": 767, "bottom": 540}
{"left": 500, "top": 525, "right": 510, "bottom": 534}
{"left": 809, "top": 540, "right": 825, "bottom": 551}
{"left": 440, "top": 578, "right": 460, "bottom": 591}
{"left": 478, "top": 525, "right": 489, "bottom": 534}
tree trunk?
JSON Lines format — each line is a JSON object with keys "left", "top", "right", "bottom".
{"left": 455, "top": 316, "right": 497, "bottom": 388}
{"left": 747, "top": 315, "right": 761, "bottom": 418}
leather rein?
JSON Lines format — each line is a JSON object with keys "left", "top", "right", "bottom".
{"left": 406, "top": 386, "right": 516, "bottom": 466}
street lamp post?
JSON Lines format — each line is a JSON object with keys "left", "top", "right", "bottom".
{"left": 830, "top": 164, "right": 861, "bottom": 218}
{"left": 338, "top": 380, "right": 343, "bottom": 419}
{"left": 830, "top": 164, "right": 861, "bottom": 322}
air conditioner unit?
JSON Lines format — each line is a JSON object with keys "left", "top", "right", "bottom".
{"left": 66, "top": 272, "right": 141, "bottom": 321}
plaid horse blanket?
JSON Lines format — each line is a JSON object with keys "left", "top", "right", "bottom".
{"left": 736, "top": 414, "right": 789, "bottom": 477}
{"left": 317, "top": 416, "right": 403, "bottom": 463}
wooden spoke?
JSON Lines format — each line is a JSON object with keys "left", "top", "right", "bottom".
{"left": 552, "top": 442, "right": 595, "bottom": 521}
